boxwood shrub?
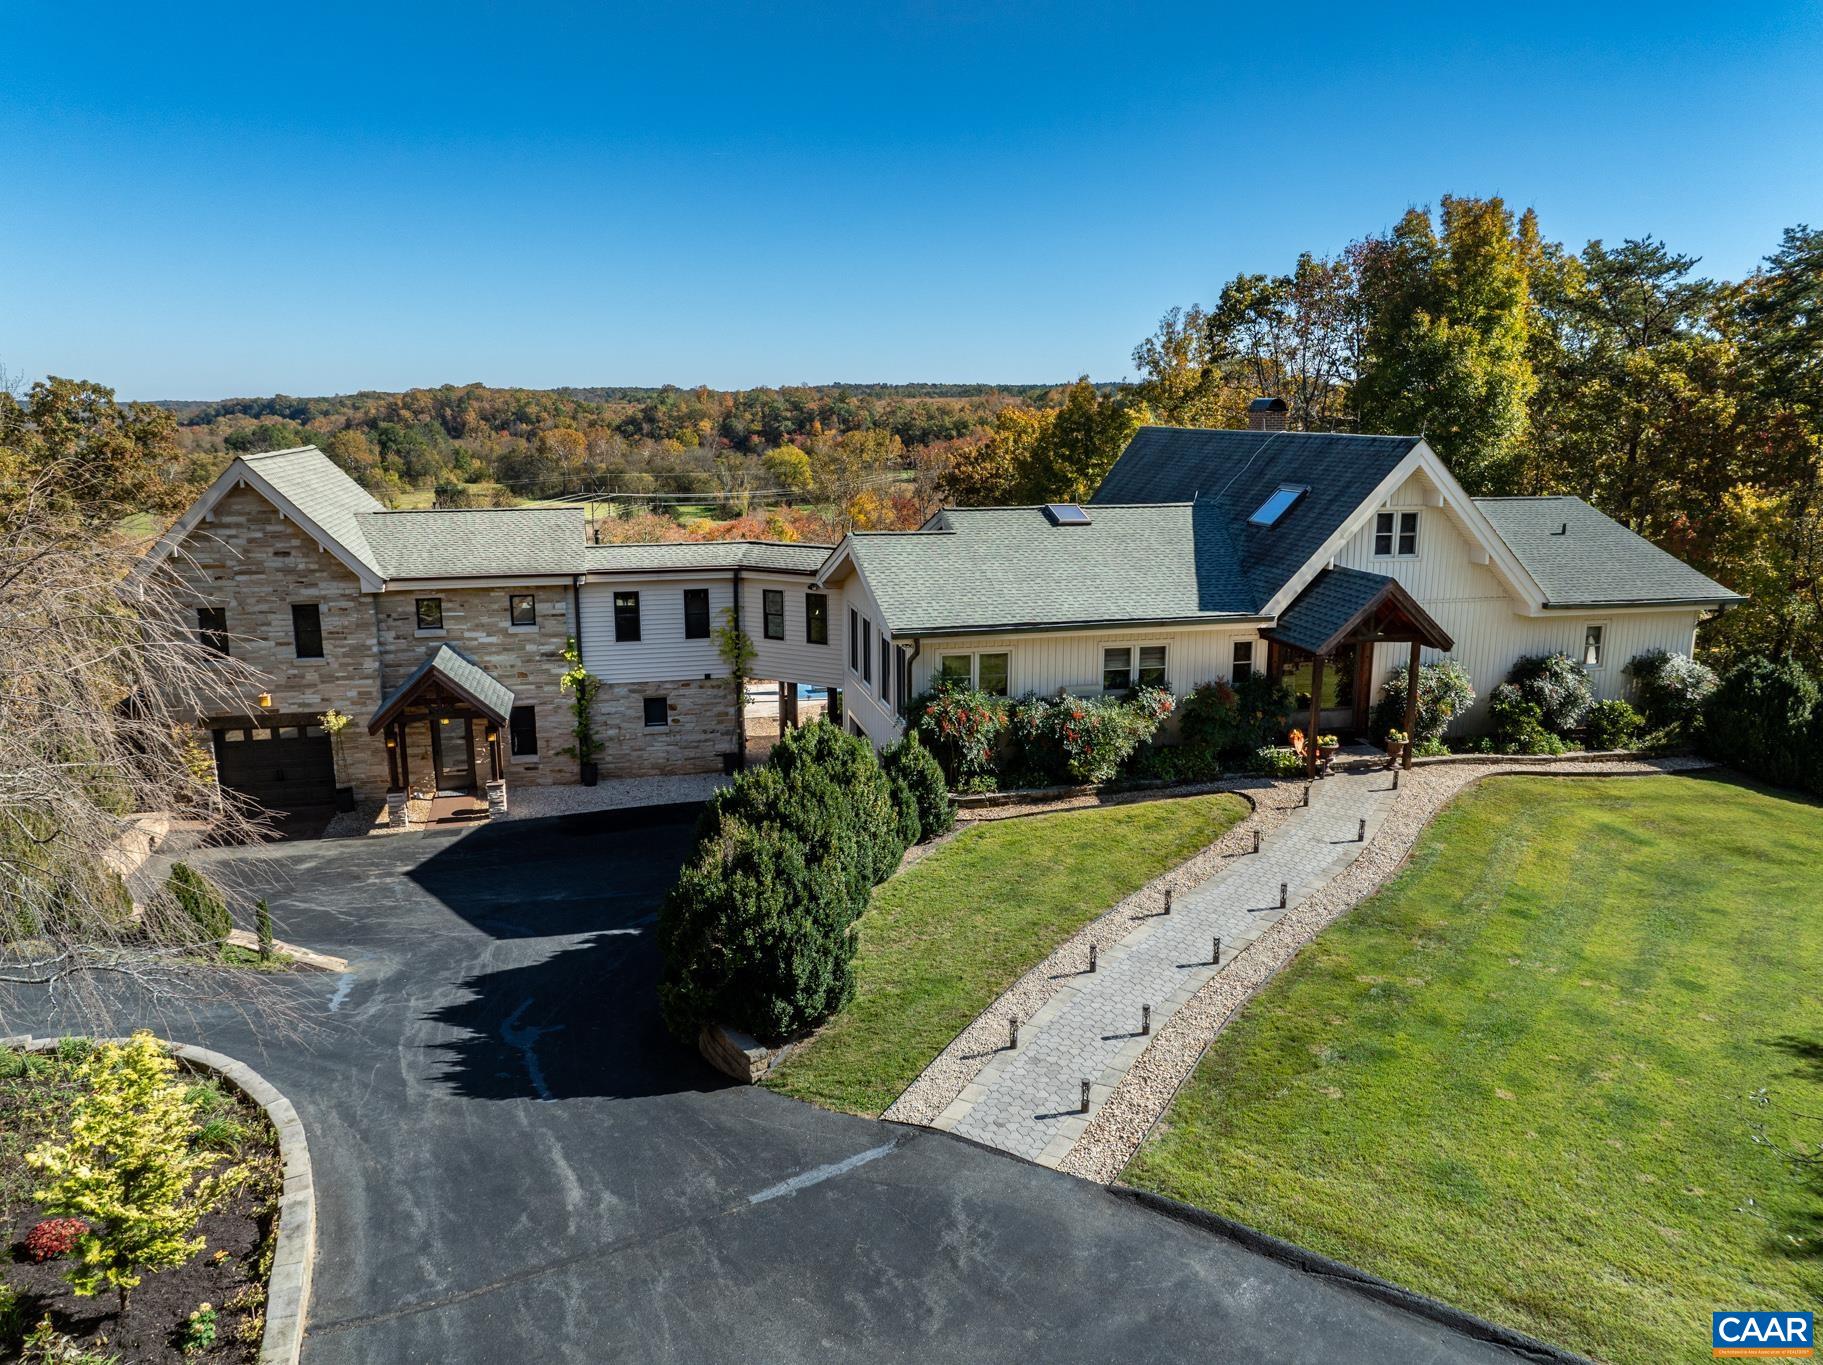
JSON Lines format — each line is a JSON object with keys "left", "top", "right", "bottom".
{"left": 1700, "top": 656, "right": 1818, "bottom": 791}
{"left": 658, "top": 721, "right": 911, "bottom": 1042}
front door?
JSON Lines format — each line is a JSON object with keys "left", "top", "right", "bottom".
{"left": 430, "top": 712, "right": 475, "bottom": 794}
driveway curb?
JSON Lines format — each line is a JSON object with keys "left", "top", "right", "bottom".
{"left": 1108, "top": 1185, "right": 1591, "bottom": 1364}
{"left": 5, "top": 1035, "right": 314, "bottom": 1365}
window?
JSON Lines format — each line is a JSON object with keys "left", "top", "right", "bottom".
{"left": 849, "top": 609, "right": 859, "bottom": 669}
{"left": 862, "top": 618, "right": 872, "bottom": 682}
{"left": 509, "top": 594, "right": 537, "bottom": 627}
{"left": 763, "top": 588, "right": 785, "bottom": 640}
{"left": 614, "top": 591, "right": 641, "bottom": 642}
{"left": 978, "top": 652, "right": 1009, "bottom": 697}
{"left": 683, "top": 588, "right": 711, "bottom": 639}
{"left": 509, "top": 705, "right": 538, "bottom": 757}
{"left": 1231, "top": 639, "right": 1254, "bottom": 685}
{"left": 940, "top": 655, "right": 971, "bottom": 683}
{"left": 1102, "top": 646, "right": 1132, "bottom": 693}
{"left": 806, "top": 592, "right": 829, "bottom": 645}
{"left": 1137, "top": 645, "right": 1167, "bottom": 689}
{"left": 1583, "top": 624, "right": 1605, "bottom": 668}
{"left": 196, "top": 606, "right": 228, "bottom": 655}
{"left": 1248, "top": 484, "right": 1308, "bottom": 527}
{"left": 416, "top": 598, "right": 443, "bottom": 631}
{"left": 880, "top": 637, "right": 892, "bottom": 702}
{"left": 1374, "top": 510, "right": 1420, "bottom": 557}
{"left": 291, "top": 603, "right": 323, "bottom": 659}
{"left": 643, "top": 695, "right": 669, "bottom": 728}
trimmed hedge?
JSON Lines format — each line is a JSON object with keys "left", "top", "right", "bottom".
{"left": 658, "top": 721, "right": 911, "bottom": 1042}
{"left": 880, "top": 734, "right": 954, "bottom": 843}
{"left": 1700, "top": 656, "right": 1818, "bottom": 792}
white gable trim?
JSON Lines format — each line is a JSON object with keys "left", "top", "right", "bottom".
{"left": 140, "top": 458, "right": 385, "bottom": 592}
{"left": 1261, "top": 441, "right": 1545, "bottom": 618}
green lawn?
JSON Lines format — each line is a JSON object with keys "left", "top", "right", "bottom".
{"left": 1125, "top": 774, "right": 1823, "bottom": 1365}
{"left": 765, "top": 793, "right": 1249, "bottom": 1117}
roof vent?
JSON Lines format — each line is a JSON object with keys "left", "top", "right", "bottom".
{"left": 1552, "top": 522, "right": 1568, "bottom": 536}
{"left": 1247, "top": 396, "right": 1290, "bottom": 431}
{"left": 1247, "top": 484, "right": 1308, "bottom": 527}
{"left": 1043, "top": 503, "right": 1092, "bottom": 526}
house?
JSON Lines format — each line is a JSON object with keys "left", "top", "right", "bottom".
{"left": 817, "top": 419, "right": 1744, "bottom": 755}
{"left": 144, "top": 447, "right": 842, "bottom": 820}
{"left": 145, "top": 415, "right": 1742, "bottom": 819}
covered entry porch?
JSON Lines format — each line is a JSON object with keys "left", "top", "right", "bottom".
{"left": 1264, "top": 567, "right": 1454, "bottom": 779}
{"left": 369, "top": 644, "right": 515, "bottom": 798}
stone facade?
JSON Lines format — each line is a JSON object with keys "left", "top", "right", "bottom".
{"left": 373, "top": 584, "right": 578, "bottom": 790}
{"left": 160, "top": 484, "right": 391, "bottom": 797}
{"left": 596, "top": 677, "right": 738, "bottom": 778}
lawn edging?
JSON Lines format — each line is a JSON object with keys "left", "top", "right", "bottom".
{"left": 3, "top": 1034, "right": 315, "bottom": 1365}
{"left": 1108, "top": 1185, "right": 1593, "bottom": 1365}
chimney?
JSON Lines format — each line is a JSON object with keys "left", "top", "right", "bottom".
{"left": 1247, "top": 396, "right": 1290, "bottom": 432}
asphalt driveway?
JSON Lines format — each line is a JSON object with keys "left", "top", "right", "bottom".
{"left": 9, "top": 808, "right": 1526, "bottom": 1363}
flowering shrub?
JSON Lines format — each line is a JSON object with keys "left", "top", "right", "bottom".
{"left": 24, "top": 1217, "right": 89, "bottom": 1263}
{"left": 1010, "top": 688, "right": 1174, "bottom": 784}
{"left": 1373, "top": 659, "right": 1476, "bottom": 742}
{"left": 1506, "top": 653, "right": 1595, "bottom": 734}
{"left": 911, "top": 680, "right": 1010, "bottom": 785}
{"left": 1625, "top": 649, "right": 1717, "bottom": 734}
{"left": 1249, "top": 746, "right": 1305, "bottom": 777}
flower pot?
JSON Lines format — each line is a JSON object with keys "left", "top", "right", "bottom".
{"left": 1384, "top": 741, "right": 1406, "bottom": 765}
{"left": 579, "top": 761, "right": 599, "bottom": 787}
{"left": 334, "top": 785, "right": 357, "bottom": 813}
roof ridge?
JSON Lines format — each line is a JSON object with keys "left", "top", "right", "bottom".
{"left": 239, "top": 445, "right": 323, "bottom": 460}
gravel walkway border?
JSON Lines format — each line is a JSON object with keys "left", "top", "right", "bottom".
{"left": 882, "top": 777, "right": 1303, "bottom": 1127}
{"left": 2, "top": 1034, "right": 316, "bottom": 1365}
{"left": 1058, "top": 755, "right": 1716, "bottom": 1182}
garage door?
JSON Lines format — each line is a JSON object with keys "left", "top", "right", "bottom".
{"left": 212, "top": 722, "right": 336, "bottom": 820}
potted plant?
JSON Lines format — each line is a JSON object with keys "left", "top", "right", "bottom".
{"left": 559, "top": 637, "right": 602, "bottom": 786}
{"left": 319, "top": 708, "right": 357, "bottom": 811}
{"left": 1383, "top": 726, "right": 1408, "bottom": 767}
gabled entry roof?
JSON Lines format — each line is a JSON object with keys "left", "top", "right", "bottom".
{"left": 1264, "top": 566, "right": 1454, "bottom": 657}
{"left": 368, "top": 644, "right": 516, "bottom": 733}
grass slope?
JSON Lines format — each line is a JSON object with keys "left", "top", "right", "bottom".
{"left": 1125, "top": 774, "right": 1823, "bottom": 1364}
{"left": 766, "top": 793, "right": 1249, "bottom": 1117}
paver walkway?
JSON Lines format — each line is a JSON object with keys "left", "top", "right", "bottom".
{"left": 935, "top": 762, "right": 1399, "bottom": 1166}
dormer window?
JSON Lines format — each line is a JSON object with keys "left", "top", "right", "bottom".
{"left": 1248, "top": 484, "right": 1308, "bottom": 527}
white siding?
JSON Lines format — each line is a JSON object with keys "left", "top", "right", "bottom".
{"left": 578, "top": 577, "right": 731, "bottom": 683}
{"left": 907, "top": 625, "right": 1263, "bottom": 700}
{"left": 1333, "top": 469, "right": 1703, "bottom": 728}
{"left": 835, "top": 568, "right": 903, "bottom": 748}
{"left": 741, "top": 573, "right": 845, "bottom": 689}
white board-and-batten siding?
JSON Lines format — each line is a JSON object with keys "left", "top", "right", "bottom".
{"left": 1334, "top": 469, "right": 1703, "bottom": 726}
{"left": 578, "top": 575, "right": 846, "bottom": 688}
{"left": 907, "top": 626, "right": 1262, "bottom": 701}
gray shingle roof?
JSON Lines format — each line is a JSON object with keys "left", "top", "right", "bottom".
{"left": 1266, "top": 566, "right": 1454, "bottom": 655}
{"left": 840, "top": 504, "right": 1257, "bottom": 634}
{"left": 1091, "top": 427, "right": 1421, "bottom": 606}
{"left": 1474, "top": 496, "right": 1745, "bottom": 607}
{"left": 357, "top": 507, "right": 587, "bottom": 579}
{"left": 242, "top": 446, "right": 386, "bottom": 573}
{"left": 368, "top": 644, "right": 516, "bottom": 731}
{"left": 582, "top": 540, "right": 832, "bottom": 574}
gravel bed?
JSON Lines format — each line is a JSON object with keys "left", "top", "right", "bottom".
{"left": 882, "top": 776, "right": 1304, "bottom": 1127}
{"left": 1057, "top": 755, "right": 1717, "bottom": 1183}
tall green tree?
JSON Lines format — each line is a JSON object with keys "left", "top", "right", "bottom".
{"left": 1354, "top": 197, "right": 1537, "bottom": 494}
{"left": 1010, "top": 378, "right": 1146, "bottom": 504}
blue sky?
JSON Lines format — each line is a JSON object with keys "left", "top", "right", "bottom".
{"left": 5, "top": 2, "right": 1820, "bottom": 400}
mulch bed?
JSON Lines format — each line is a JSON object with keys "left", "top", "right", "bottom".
{"left": 1, "top": 1047, "right": 281, "bottom": 1363}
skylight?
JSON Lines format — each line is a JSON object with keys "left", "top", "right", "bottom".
{"left": 1044, "top": 503, "right": 1092, "bottom": 526}
{"left": 1248, "top": 484, "right": 1308, "bottom": 527}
